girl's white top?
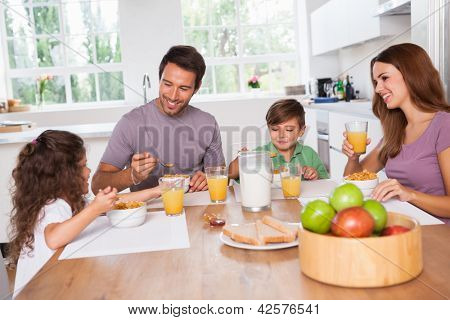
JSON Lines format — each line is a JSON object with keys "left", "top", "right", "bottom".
{"left": 13, "top": 199, "right": 72, "bottom": 298}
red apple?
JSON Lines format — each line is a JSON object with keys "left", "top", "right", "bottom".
{"left": 331, "top": 207, "right": 374, "bottom": 238}
{"left": 381, "top": 225, "right": 411, "bottom": 236}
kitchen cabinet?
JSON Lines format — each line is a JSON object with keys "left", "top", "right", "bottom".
{"left": 328, "top": 111, "right": 382, "bottom": 180}
{"left": 310, "top": 0, "right": 410, "bottom": 55}
{"left": 304, "top": 108, "right": 318, "bottom": 153}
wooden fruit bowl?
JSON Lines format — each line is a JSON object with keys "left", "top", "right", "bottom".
{"left": 298, "top": 212, "right": 423, "bottom": 288}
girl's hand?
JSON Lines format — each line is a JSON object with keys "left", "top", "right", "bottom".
{"left": 371, "top": 179, "right": 415, "bottom": 202}
{"left": 91, "top": 186, "right": 118, "bottom": 214}
{"left": 302, "top": 166, "right": 318, "bottom": 180}
{"left": 342, "top": 132, "right": 371, "bottom": 160}
{"left": 153, "top": 185, "right": 162, "bottom": 198}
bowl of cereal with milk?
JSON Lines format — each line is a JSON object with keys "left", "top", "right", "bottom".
{"left": 106, "top": 201, "right": 147, "bottom": 228}
{"left": 343, "top": 170, "right": 379, "bottom": 197}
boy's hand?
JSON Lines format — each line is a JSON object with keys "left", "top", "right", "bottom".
{"left": 302, "top": 166, "right": 318, "bottom": 180}
{"left": 189, "top": 171, "right": 208, "bottom": 192}
{"left": 91, "top": 186, "right": 118, "bottom": 214}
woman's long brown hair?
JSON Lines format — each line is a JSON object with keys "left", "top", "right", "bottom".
{"left": 370, "top": 43, "right": 450, "bottom": 164}
{"left": 8, "top": 130, "right": 86, "bottom": 265}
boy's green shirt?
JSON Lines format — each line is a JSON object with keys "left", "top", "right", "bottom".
{"left": 234, "top": 142, "right": 329, "bottom": 183}
{"left": 255, "top": 142, "right": 329, "bottom": 179}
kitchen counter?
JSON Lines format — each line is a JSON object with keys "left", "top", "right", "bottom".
{"left": 0, "top": 100, "right": 376, "bottom": 145}
{"left": 304, "top": 100, "right": 376, "bottom": 118}
{"left": 0, "top": 122, "right": 116, "bottom": 145}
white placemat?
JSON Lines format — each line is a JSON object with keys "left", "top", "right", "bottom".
{"left": 59, "top": 210, "right": 190, "bottom": 260}
{"left": 234, "top": 181, "right": 443, "bottom": 226}
{"left": 233, "top": 179, "right": 338, "bottom": 202}
{"left": 298, "top": 179, "right": 338, "bottom": 198}
{"left": 382, "top": 199, "right": 444, "bottom": 226}
{"left": 147, "top": 189, "right": 234, "bottom": 209}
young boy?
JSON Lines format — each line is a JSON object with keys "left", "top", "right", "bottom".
{"left": 228, "top": 99, "right": 328, "bottom": 180}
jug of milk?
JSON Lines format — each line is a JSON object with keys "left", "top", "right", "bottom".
{"left": 239, "top": 151, "right": 272, "bottom": 212}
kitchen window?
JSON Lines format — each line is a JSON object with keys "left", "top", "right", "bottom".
{"left": 181, "top": 0, "right": 300, "bottom": 95}
{"left": 1, "top": 0, "right": 124, "bottom": 106}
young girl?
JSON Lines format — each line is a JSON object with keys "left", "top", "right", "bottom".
{"left": 342, "top": 43, "right": 450, "bottom": 220}
{"left": 228, "top": 99, "right": 329, "bottom": 180}
{"left": 9, "top": 130, "right": 161, "bottom": 297}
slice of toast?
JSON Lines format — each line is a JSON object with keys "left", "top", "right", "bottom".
{"left": 262, "top": 215, "right": 298, "bottom": 241}
{"left": 223, "top": 223, "right": 261, "bottom": 246}
{"left": 256, "top": 220, "right": 290, "bottom": 244}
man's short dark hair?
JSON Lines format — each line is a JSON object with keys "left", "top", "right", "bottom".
{"left": 159, "top": 45, "right": 206, "bottom": 90}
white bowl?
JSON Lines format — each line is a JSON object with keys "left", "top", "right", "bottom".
{"left": 161, "top": 175, "right": 190, "bottom": 193}
{"left": 106, "top": 204, "right": 147, "bottom": 228}
{"left": 343, "top": 176, "right": 379, "bottom": 197}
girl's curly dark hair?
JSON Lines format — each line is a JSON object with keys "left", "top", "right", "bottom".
{"left": 8, "top": 130, "right": 86, "bottom": 265}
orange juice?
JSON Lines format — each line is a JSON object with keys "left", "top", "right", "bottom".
{"left": 207, "top": 175, "right": 228, "bottom": 202}
{"left": 281, "top": 176, "right": 301, "bottom": 198}
{"left": 162, "top": 188, "right": 184, "bottom": 216}
{"left": 347, "top": 131, "right": 367, "bottom": 154}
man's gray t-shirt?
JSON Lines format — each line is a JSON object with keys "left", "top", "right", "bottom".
{"left": 101, "top": 99, "right": 225, "bottom": 191}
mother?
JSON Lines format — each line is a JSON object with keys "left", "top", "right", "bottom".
{"left": 342, "top": 43, "right": 450, "bottom": 220}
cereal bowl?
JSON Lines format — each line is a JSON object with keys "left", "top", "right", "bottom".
{"left": 106, "top": 201, "right": 147, "bottom": 228}
{"left": 162, "top": 174, "right": 190, "bottom": 193}
{"left": 343, "top": 170, "right": 379, "bottom": 196}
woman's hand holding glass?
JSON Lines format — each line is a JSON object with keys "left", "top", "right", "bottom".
{"left": 342, "top": 131, "right": 372, "bottom": 160}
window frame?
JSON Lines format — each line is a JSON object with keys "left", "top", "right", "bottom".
{"left": 0, "top": 0, "right": 125, "bottom": 108}
{"left": 181, "top": 0, "right": 301, "bottom": 96}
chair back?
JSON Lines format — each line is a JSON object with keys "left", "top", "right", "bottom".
{"left": 0, "top": 250, "right": 12, "bottom": 300}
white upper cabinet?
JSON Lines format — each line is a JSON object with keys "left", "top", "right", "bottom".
{"left": 310, "top": 0, "right": 410, "bottom": 55}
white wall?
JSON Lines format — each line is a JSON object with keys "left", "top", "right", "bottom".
{"left": 119, "top": 0, "right": 183, "bottom": 106}
{"left": 0, "top": 32, "right": 6, "bottom": 101}
{"left": 304, "top": 0, "right": 340, "bottom": 80}
{"left": 337, "top": 30, "right": 412, "bottom": 99}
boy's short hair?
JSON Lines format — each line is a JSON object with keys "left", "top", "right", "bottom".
{"left": 266, "top": 99, "right": 305, "bottom": 128}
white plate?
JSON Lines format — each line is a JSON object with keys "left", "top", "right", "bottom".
{"left": 220, "top": 227, "right": 299, "bottom": 251}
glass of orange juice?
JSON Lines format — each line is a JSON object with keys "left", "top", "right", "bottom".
{"left": 205, "top": 166, "right": 228, "bottom": 203}
{"left": 280, "top": 163, "right": 302, "bottom": 199}
{"left": 345, "top": 121, "right": 368, "bottom": 155}
{"left": 159, "top": 177, "right": 185, "bottom": 216}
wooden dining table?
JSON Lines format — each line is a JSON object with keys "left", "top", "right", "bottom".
{"left": 17, "top": 189, "right": 450, "bottom": 299}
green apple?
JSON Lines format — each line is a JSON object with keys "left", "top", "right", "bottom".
{"left": 301, "top": 200, "right": 336, "bottom": 234}
{"left": 329, "top": 183, "right": 364, "bottom": 212}
{"left": 363, "top": 199, "right": 387, "bottom": 233}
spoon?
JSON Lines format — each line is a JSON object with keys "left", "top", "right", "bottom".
{"left": 159, "top": 161, "right": 174, "bottom": 168}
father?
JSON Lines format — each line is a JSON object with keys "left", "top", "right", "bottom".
{"left": 92, "top": 45, "right": 225, "bottom": 193}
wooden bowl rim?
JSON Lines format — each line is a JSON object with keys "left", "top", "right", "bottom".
{"left": 299, "top": 211, "right": 420, "bottom": 242}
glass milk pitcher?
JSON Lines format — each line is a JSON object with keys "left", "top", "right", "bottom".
{"left": 238, "top": 151, "right": 272, "bottom": 212}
